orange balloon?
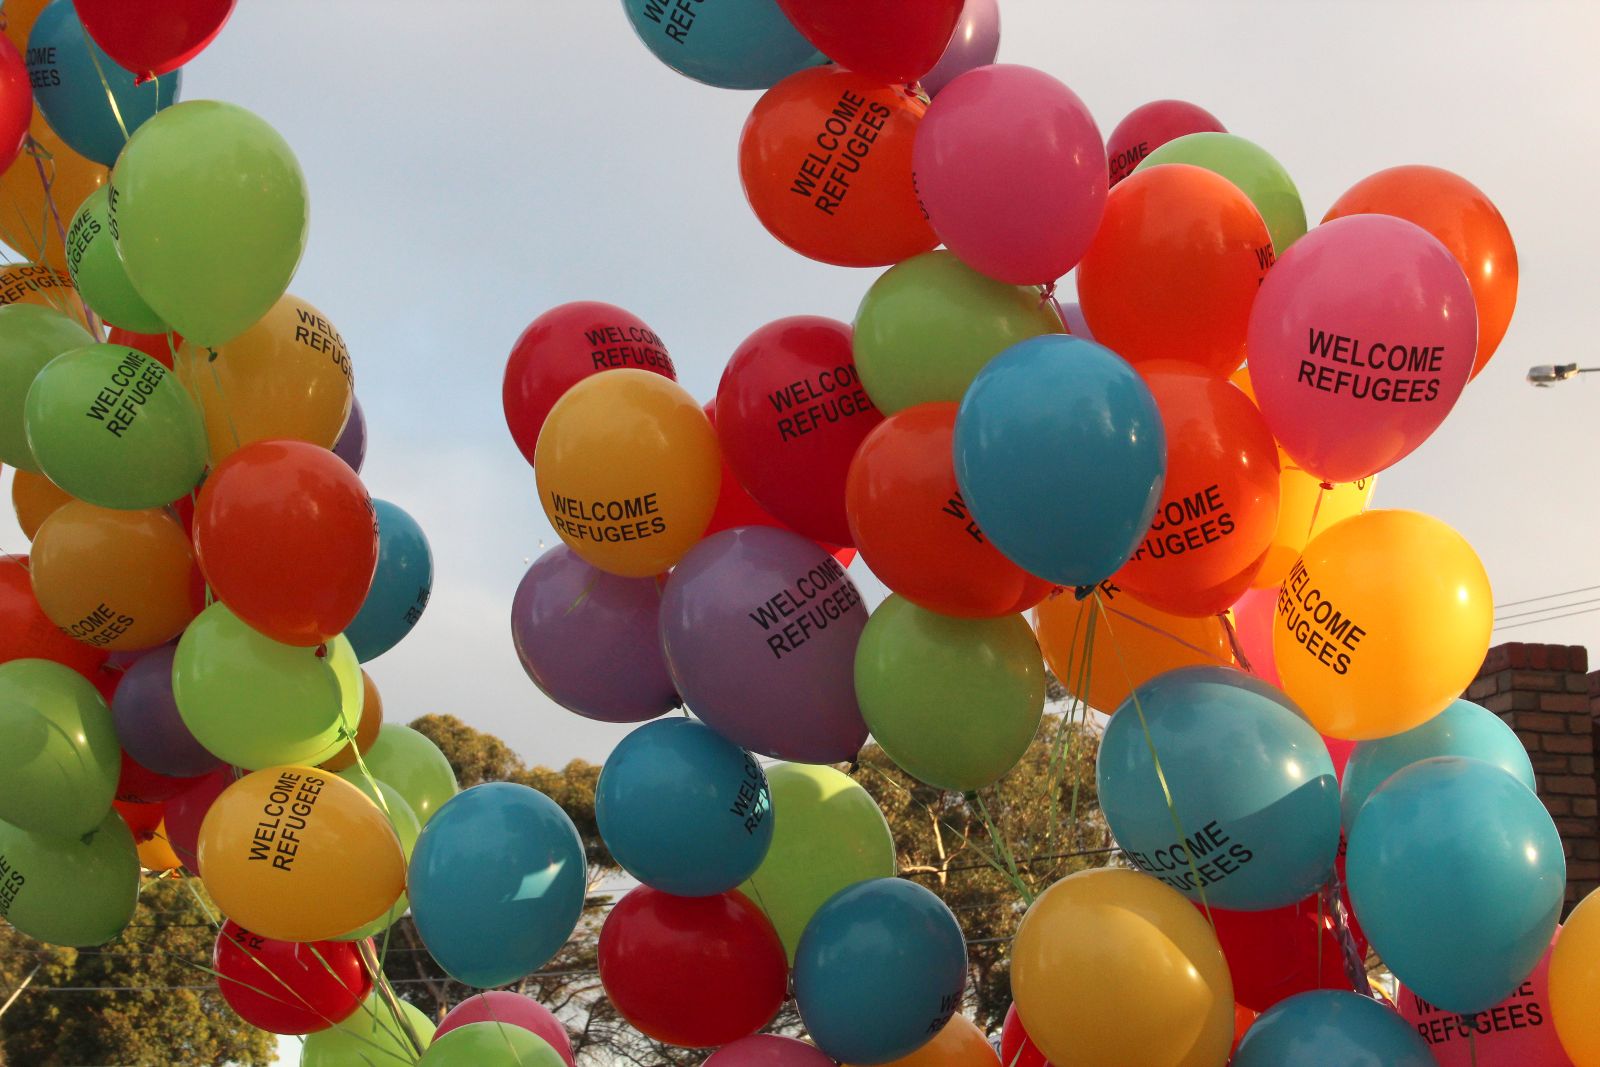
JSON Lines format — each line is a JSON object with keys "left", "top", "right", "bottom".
{"left": 176, "top": 294, "right": 354, "bottom": 463}
{"left": 113, "top": 798, "right": 164, "bottom": 840}
{"left": 846, "top": 402, "right": 1053, "bottom": 618}
{"left": 1323, "top": 165, "right": 1516, "bottom": 379}
{"left": 194, "top": 440, "right": 379, "bottom": 647}
{"left": 1076, "top": 163, "right": 1272, "bottom": 377}
{"left": 11, "top": 467, "right": 72, "bottom": 538}
{"left": 0, "top": 261, "right": 89, "bottom": 329}
{"left": 1113, "top": 366, "right": 1279, "bottom": 616}
{"left": 137, "top": 820, "right": 183, "bottom": 872}
{"left": 30, "top": 501, "right": 201, "bottom": 651}
{"left": 0, "top": 552, "right": 108, "bottom": 672}
{"left": 739, "top": 66, "right": 937, "bottom": 268}
{"left": 1232, "top": 1003, "right": 1257, "bottom": 1055}
{"left": 851, "top": 1014, "right": 1000, "bottom": 1067}
{"left": 2, "top": 0, "right": 51, "bottom": 55}
{"left": 0, "top": 120, "right": 107, "bottom": 275}
{"left": 319, "top": 669, "right": 384, "bottom": 772}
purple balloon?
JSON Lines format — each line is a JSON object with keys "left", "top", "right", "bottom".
{"left": 919, "top": 0, "right": 1000, "bottom": 98}
{"left": 332, "top": 395, "right": 367, "bottom": 473}
{"left": 1059, "top": 300, "right": 1094, "bottom": 341}
{"left": 111, "top": 646, "right": 224, "bottom": 778}
{"left": 660, "top": 527, "right": 868, "bottom": 764}
{"left": 703, "top": 1035, "right": 836, "bottom": 1067}
{"left": 511, "top": 545, "right": 678, "bottom": 723}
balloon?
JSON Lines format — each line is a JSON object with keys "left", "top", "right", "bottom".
{"left": 851, "top": 251, "right": 1064, "bottom": 415}
{"left": 162, "top": 764, "right": 232, "bottom": 872}
{"left": 418, "top": 1023, "right": 565, "bottom": 1067}
{"left": 0, "top": 36, "right": 28, "bottom": 173}
{"left": 194, "top": 440, "right": 379, "bottom": 647}
{"left": 952, "top": 335, "right": 1166, "bottom": 587}
{"left": 1106, "top": 99, "right": 1227, "bottom": 186}
{"left": 536, "top": 369, "right": 719, "bottom": 577}
{"left": 621, "top": 0, "right": 822, "bottom": 89}
{"left": 135, "top": 818, "right": 180, "bottom": 871}
{"left": 740, "top": 762, "right": 895, "bottom": 960}
{"left": 174, "top": 603, "right": 362, "bottom": 769}
{"left": 0, "top": 657, "right": 120, "bottom": 835}
{"left": 857, "top": 1014, "right": 999, "bottom": 1067}
{"left": 213, "top": 920, "right": 371, "bottom": 1035}
{"left": 0, "top": 553, "right": 106, "bottom": 673}
{"left": 772, "top": 0, "right": 960, "bottom": 83}
{"left": 114, "top": 797, "right": 163, "bottom": 839}
{"left": 1208, "top": 895, "right": 1359, "bottom": 1011}
{"left": 1324, "top": 165, "right": 1516, "bottom": 379}
{"left": 1348, "top": 757, "right": 1564, "bottom": 1014}
{"left": 1077, "top": 163, "right": 1272, "bottom": 377}
{"left": 846, "top": 402, "right": 1054, "bottom": 618}
{"left": 10, "top": 468, "right": 71, "bottom": 537}
{"left": 198, "top": 766, "right": 405, "bottom": 942}
{"left": 331, "top": 395, "right": 365, "bottom": 473}
{"left": 855, "top": 595, "right": 1045, "bottom": 791}
{"left": 659, "top": 527, "right": 868, "bottom": 763}
{"left": 333, "top": 778, "right": 419, "bottom": 941}
{"left": 599, "top": 886, "right": 787, "bottom": 1048}
{"left": 1058, "top": 301, "right": 1093, "bottom": 340}
{"left": 1553, "top": 891, "right": 1600, "bottom": 1065}
{"left": 409, "top": 782, "right": 587, "bottom": 988}
{"left": 24, "top": 344, "right": 206, "bottom": 508}
{"left": 300, "top": 993, "right": 435, "bottom": 1067}
{"left": 595, "top": 719, "right": 773, "bottom": 896}
{"left": 65, "top": 185, "right": 165, "bottom": 331}
{"left": 1272, "top": 510, "right": 1492, "bottom": 740}
{"left": 915, "top": 64, "right": 1107, "bottom": 285}
{"left": 0, "top": 119, "right": 106, "bottom": 275}
{"left": 738, "top": 67, "right": 936, "bottom": 268}
{"left": 1229, "top": 585, "right": 1280, "bottom": 685}
{"left": 318, "top": 669, "right": 382, "bottom": 773}
{"left": 338, "top": 724, "right": 456, "bottom": 825}
{"left": 794, "top": 878, "right": 968, "bottom": 1065}
{"left": 705, "top": 1035, "right": 836, "bottom": 1067}
{"left": 0, "top": 808, "right": 137, "bottom": 945}
{"left": 106, "top": 325, "right": 179, "bottom": 368}
{"left": 1401, "top": 934, "right": 1572, "bottom": 1067}
{"left": 0, "top": 261, "right": 88, "bottom": 328}
{"left": 174, "top": 294, "right": 353, "bottom": 463}
{"left": 116, "top": 745, "right": 197, "bottom": 804}
{"left": 1137, "top": 133, "right": 1306, "bottom": 254}
{"left": 0, "top": 304, "right": 93, "bottom": 472}
{"left": 437, "top": 992, "right": 575, "bottom": 1067}
{"left": 1233, "top": 991, "right": 1432, "bottom": 1067}
{"left": 110, "top": 100, "right": 308, "bottom": 347}
{"left": 999, "top": 1004, "right": 1052, "bottom": 1067}
{"left": 511, "top": 545, "right": 677, "bottom": 724}
{"left": 919, "top": 0, "right": 999, "bottom": 97}
{"left": 75, "top": 0, "right": 236, "bottom": 81}
{"left": 30, "top": 501, "right": 199, "bottom": 651}
{"left": 111, "top": 645, "right": 221, "bottom": 778}
{"left": 342, "top": 499, "right": 431, "bottom": 662}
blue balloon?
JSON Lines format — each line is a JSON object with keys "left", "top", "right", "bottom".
{"left": 1097, "top": 665, "right": 1340, "bottom": 910}
{"left": 595, "top": 719, "right": 773, "bottom": 896}
{"left": 26, "top": 1, "right": 181, "bottom": 166}
{"left": 1233, "top": 991, "right": 1434, "bottom": 1067}
{"left": 345, "top": 499, "right": 432, "bottom": 662}
{"left": 953, "top": 335, "right": 1165, "bottom": 587}
{"left": 1348, "top": 757, "right": 1564, "bottom": 1014}
{"left": 794, "top": 878, "right": 967, "bottom": 1064}
{"left": 1341, "top": 699, "right": 1535, "bottom": 833}
{"left": 619, "top": 0, "right": 825, "bottom": 90}
{"left": 409, "top": 782, "right": 588, "bottom": 988}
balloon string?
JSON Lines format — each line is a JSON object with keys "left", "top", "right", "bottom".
{"left": 24, "top": 139, "right": 101, "bottom": 337}
{"left": 970, "top": 790, "right": 1034, "bottom": 906}
{"left": 358, "top": 938, "right": 429, "bottom": 1061}
{"left": 199, "top": 348, "right": 245, "bottom": 459}
{"left": 1323, "top": 863, "right": 1373, "bottom": 998}
{"left": 1094, "top": 593, "right": 1234, "bottom": 666}
{"left": 1305, "top": 484, "right": 1328, "bottom": 544}
{"left": 79, "top": 18, "right": 132, "bottom": 145}
{"left": 1218, "top": 612, "right": 1253, "bottom": 673}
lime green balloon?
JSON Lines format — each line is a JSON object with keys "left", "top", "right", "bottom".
{"left": 419, "top": 1022, "right": 564, "bottom": 1067}
{"left": 740, "top": 763, "right": 895, "bottom": 960}
{"left": 335, "top": 779, "right": 420, "bottom": 941}
{"left": 65, "top": 187, "right": 166, "bottom": 334}
{"left": 0, "top": 658, "right": 120, "bottom": 837}
{"left": 23, "top": 344, "right": 207, "bottom": 508}
{"left": 855, "top": 596, "right": 1046, "bottom": 792}
{"left": 852, "top": 250, "right": 1064, "bottom": 414}
{"left": 0, "top": 304, "right": 93, "bottom": 473}
{"left": 0, "top": 809, "right": 138, "bottom": 945}
{"left": 110, "top": 100, "right": 308, "bottom": 347}
{"left": 301, "top": 993, "right": 436, "bottom": 1067}
{"left": 1136, "top": 132, "right": 1307, "bottom": 255}
{"left": 339, "top": 724, "right": 457, "bottom": 826}
{"left": 173, "top": 603, "right": 362, "bottom": 770}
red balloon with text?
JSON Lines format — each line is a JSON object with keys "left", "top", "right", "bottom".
{"left": 214, "top": 920, "right": 372, "bottom": 1035}
{"left": 1105, "top": 99, "right": 1226, "bottom": 187}
{"left": 0, "top": 554, "right": 108, "bottom": 674}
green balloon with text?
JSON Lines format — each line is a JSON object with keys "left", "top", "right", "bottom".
{"left": 0, "top": 809, "right": 139, "bottom": 946}
{"left": 336, "top": 778, "right": 421, "bottom": 941}
{"left": 337, "top": 724, "right": 459, "bottom": 826}
{"left": 0, "top": 304, "right": 93, "bottom": 473}
{"left": 1136, "top": 132, "right": 1307, "bottom": 255}
{"left": 65, "top": 186, "right": 167, "bottom": 334}
{"left": 0, "top": 659, "right": 121, "bottom": 837}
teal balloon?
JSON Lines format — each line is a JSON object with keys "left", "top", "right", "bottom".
{"left": 1348, "top": 756, "right": 1565, "bottom": 1014}
{"left": 418, "top": 1022, "right": 564, "bottom": 1066}
{"left": 620, "top": 0, "right": 824, "bottom": 89}
{"left": 1136, "top": 132, "right": 1307, "bottom": 255}
{"left": 1097, "top": 665, "right": 1340, "bottom": 910}
{"left": 1232, "top": 991, "right": 1433, "bottom": 1067}
{"left": 953, "top": 335, "right": 1166, "bottom": 587}
{"left": 0, "top": 304, "right": 93, "bottom": 472}
{"left": 0, "top": 658, "right": 120, "bottom": 837}
{"left": 1341, "top": 699, "right": 1535, "bottom": 832}
{"left": 337, "top": 723, "right": 457, "bottom": 825}
{"left": 345, "top": 499, "right": 432, "bottom": 663}
{"left": 0, "top": 809, "right": 138, "bottom": 945}
{"left": 65, "top": 186, "right": 166, "bottom": 333}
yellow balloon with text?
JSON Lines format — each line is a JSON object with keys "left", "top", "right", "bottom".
{"left": 0, "top": 261, "right": 89, "bottom": 329}
{"left": 534, "top": 369, "right": 720, "bottom": 577}
{"left": 1551, "top": 890, "right": 1600, "bottom": 1066}
{"left": 11, "top": 468, "right": 72, "bottom": 538}
{"left": 1272, "top": 509, "right": 1491, "bottom": 740}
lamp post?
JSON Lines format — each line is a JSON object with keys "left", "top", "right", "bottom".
{"left": 1527, "top": 364, "right": 1600, "bottom": 386}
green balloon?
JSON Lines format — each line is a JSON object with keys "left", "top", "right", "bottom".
{"left": 1136, "top": 132, "right": 1307, "bottom": 255}
{"left": 0, "top": 659, "right": 120, "bottom": 837}
{"left": 339, "top": 724, "right": 458, "bottom": 826}
{"left": 0, "top": 304, "right": 93, "bottom": 473}
{"left": 109, "top": 100, "right": 308, "bottom": 347}
{"left": 23, "top": 343, "right": 207, "bottom": 508}
{"left": 65, "top": 187, "right": 167, "bottom": 334}
{"left": 740, "top": 763, "right": 896, "bottom": 960}
{"left": 855, "top": 596, "right": 1046, "bottom": 792}
{"left": 301, "top": 993, "right": 435, "bottom": 1067}
{"left": 0, "top": 809, "right": 138, "bottom": 946}
{"left": 173, "top": 603, "right": 362, "bottom": 770}
{"left": 335, "top": 779, "right": 420, "bottom": 941}
{"left": 852, "top": 250, "right": 1064, "bottom": 415}
{"left": 419, "top": 1022, "right": 564, "bottom": 1067}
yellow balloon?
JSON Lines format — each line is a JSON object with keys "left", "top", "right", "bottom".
{"left": 1551, "top": 890, "right": 1600, "bottom": 1065}
{"left": 535, "top": 369, "right": 720, "bottom": 577}
{"left": 1272, "top": 509, "right": 1491, "bottom": 740}
{"left": 31, "top": 501, "right": 199, "bottom": 651}
{"left": 175, "top": 293, "right": 354, "bottom": 463}
{"left": 851, "top": 1014, "right": 999, "bottom": 1067}
{"left": 319, "top": 669, "right": 384, "bottom": 772}
{"left": 0, "top": 116, "right": 107, "bottom": 275}
{"left": 0, "top": 261, "right": 89, "bottom": 329}
{"left": 11, "top": 467, "right": 72, "bottom": 538}
{"left": 1012, "top": 868, "right": 1234, "bottom": 1067}
{"left": 2, "top": 0, "right": 51, "bottom": 55}
{"left": 197, "top": 766, "right": 406, "bottom": 942}
{"left": 137, "top": 821, "right": 183, "bottom": 872}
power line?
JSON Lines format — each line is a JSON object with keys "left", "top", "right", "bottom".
{"left": 1494, "top": 596, "right": 1600, "bottom": 623}
{"left": 1495, "top": 605, "right": 1600, "bottom": 632}
{"left": 1494, "top": 584, "right": 1600, "bottom": 610}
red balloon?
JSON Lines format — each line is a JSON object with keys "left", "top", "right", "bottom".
{"left": 773, "top": 0, "right": 962, "bottom": 84}
{"left": 194, "top": 440, "right": 379, "bottom": 647}
{"left": 715, "top": 317, "right": 882, "bottom": 546}
{"left": 598, "top": 887, "right": 787, "bottom": 1048}
{"left": 214, "top": 920, "right": 371, "bottom": 1035}
{"left": 75, "top": 0, "right": 237, "bottom": 81}
{"left": 1206, "top": 893, "right": 1362, "bottom": 1012}
{"left": 1233, "top": 1003, "right": 1258, "bottom": 1055}
{"left": 1105, "top": 99, "right": 1227, "bottom": 186}
{"left": 503, "top": 302, "right": 676, "bottom": 468}
{"left": 113, "top": 798, "right": 164, "bottom": 841}
{"left": 0, "top": 36, "right": 30, "bottom": 173}
{"left": 0, "top": 553, "right": 108, "bottom": 674}
{"left": 116, "top": 749, "right": 200, "bottom": 805}
{"left": 107, "top": 326, "right": 181, "bottom": 370}
{"left": 164, "top": 765, "right": 234, "bottom": 873}
{"left": 1000, "top": 1003, "right": 1053, "bottom": 1067}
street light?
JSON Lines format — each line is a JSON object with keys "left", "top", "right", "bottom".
{"left": 1527, "top": 363, "right": 1600, "bottom": 386}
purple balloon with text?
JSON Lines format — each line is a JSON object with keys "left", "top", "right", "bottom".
{"left": 112, "top": 645, "right": 224, "bottom": 778}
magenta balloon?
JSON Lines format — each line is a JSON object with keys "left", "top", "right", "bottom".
{"left": 1105, "top": 98, "right": 1227, "bottom": 186}
{"left": 914, "top": 64, "right": 1107, "bottom": 286}
{"left": 659, "top": 527, "right": 868, "bottom": 764}
{"left": 703, "top": 1034, "right": 837, "bottom": 1067}
{"left": 332, "top": 395, "right": 366, "bottom": 473}
{"left": 437, "top": 992, "right": 575, "bottom": 1067}
{"left": 919, "top": 0, "right": 999, "bottom": 98}
{"left": 512, "top": 545, "right": 678, "bottom": 724}
{"left": 111, "top": 645, "right": 223, "bottom": 779}
{"left": 163, "top": 765, "right": 234, "bottom": 873}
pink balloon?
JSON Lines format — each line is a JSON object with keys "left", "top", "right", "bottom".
{"left": 437, "top": 992, "right": 575, "bottom": 1067}
{"left": 1106, "top": 99, "right": 1226, "bottom": 186}
{"left": 1323, "top": 736, "right": 1355, "bottom": 782}
{"left": 1246, "top": 215, "right": 1477, "bottom": 484}
{"left": 913, "top": 64, "right": 1107, "bottom": 286}
{"left": 703, "top": 1034, "right": 836, "bottom": 1067}
{"left": 1231, "top": 586, "right": 1281, "bottom": 686}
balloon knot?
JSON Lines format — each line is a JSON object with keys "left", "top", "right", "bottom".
{"left": 1073, "top": 585, "right": 1096, "bottom": 602}
{"left": 847, "top": 759, "right": 861, "bottom": 776}
{"left": 314, "top": 643, "right": 328, "bottom": 659}
{"left": 1319, "top": 481, "right": 1334, "bottom": 491}
{"left": 207, "top": 347, "right": 219, "bottom": 363}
